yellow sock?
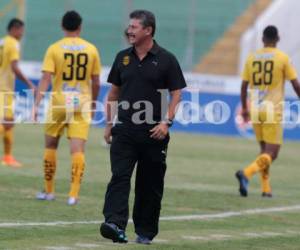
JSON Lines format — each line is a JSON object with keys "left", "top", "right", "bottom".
{"left": 260, "top": 168, "right": 272, "bottom": 193}
{"left": 44, "top": 149, "right": 57, "bottom": 193}
{"left": 3, "top": 128, "right": 13, "bottom": 155}
{"left": 69, "top": 152, "right": 85, "bottom": 199}
{"left": 0, "top": 124, "right": 4, "bottom": 135}
{"left": 243, "top": 153, "right": 272, "bottom": 180}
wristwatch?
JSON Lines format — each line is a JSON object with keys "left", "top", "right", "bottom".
{"left": 162, "top": 119, "right": 173, "bottom": 127}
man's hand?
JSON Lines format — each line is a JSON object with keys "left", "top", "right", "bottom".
{"left": 29, "top": 81, "right": 37, "bottom": 94}
{"left": 104, "top": 124, "right": 113, "bottom": 144}
{"left": 28, "top": 81, "right": 37, "bottom": 100}
{"left": 241, "top": 108, "right": 250, "bottom": 123}
{"left": 150, "top": 122, "right": 169, "bottom": 140}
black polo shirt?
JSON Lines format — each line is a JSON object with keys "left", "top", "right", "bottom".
{"left": 107, "top": 41, "right": 186, "bottom": 129}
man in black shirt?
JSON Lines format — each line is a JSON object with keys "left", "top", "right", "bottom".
{"left": 100, "top": 10, "right": 186, "bottom": 244}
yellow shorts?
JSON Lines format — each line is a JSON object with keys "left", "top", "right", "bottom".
{"left": 0, "top": 92, "right": 14, "bottom": 120}
{"left": 251, "top": 110, "right": 283, "bottom": 145}
{"left": 45, "top": 108, "right": 91, "bottom": 140}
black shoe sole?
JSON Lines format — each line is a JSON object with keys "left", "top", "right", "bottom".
{"left": 136, "top": 239, "right": 151, "bottom": 245}
{"left": 100, "top": 223, "right": 127, "bottom": 243}
{"left": 262, "top": 193, "right": 273, "bottom": 198}
{"left": 235, "top": 171, "right": 248, "bottom": 197}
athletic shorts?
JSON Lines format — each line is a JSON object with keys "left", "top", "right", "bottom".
{"left": 251, "top": 110, "right": 283, "bottom": 145}
{"left": 0, "top": 92, "right": 14, "bottom": 120}
{"left": 44, "top": 108, "right": 91, "bottom": 140}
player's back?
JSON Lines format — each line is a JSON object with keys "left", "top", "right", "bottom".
{"left": 0, "top": 35, "right": 20, "bottom": 91}
{"left": 247, "top": 47, "right": 290, "bottom": 90}
{"left": 43, "top": 37, "right": 100, "bottom": 95}
{"left": 243, "top": 47, "right": 297, "bottom": 108}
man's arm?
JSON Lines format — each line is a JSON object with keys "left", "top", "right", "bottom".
{"left": 11, "top": 60, "right": 35, "bottom": 90}
{"left": 150, "top": 89, "right": 182, "bottom": 140}
{"left": 91, "top": 75, "right": 100, "bottom": 118}
{"left": 104, "top": 84, "right": 120, "bottom": 144}
{"left": 32, "top": 72, "right": 52, "bottom": 121}
{"left": 241, "top": 80, "right": 249, "bottom": 122}
{"left": 290, "top": 79, "right": 300, "bottom": 98}
{"left": 165, "top": 89, "right": 182, "bottom": 121}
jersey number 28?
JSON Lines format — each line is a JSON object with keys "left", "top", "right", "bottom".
{"left": 252, "top": 60, "right": 274, "bottom": 86}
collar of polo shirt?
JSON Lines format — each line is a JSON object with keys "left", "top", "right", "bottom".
{"left": 129, "top": 40, "right": 160, "bottom": 55}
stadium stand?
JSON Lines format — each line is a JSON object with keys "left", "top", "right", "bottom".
{"left": 0, "top": 0, "right": 255, "bottom": 70}
{"left": 194, "top": 0, "right": 272, "bottom": 75}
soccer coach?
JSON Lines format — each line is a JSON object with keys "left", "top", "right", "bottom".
{"left": 100, "top": 10, "right": 186, "bottom": 244}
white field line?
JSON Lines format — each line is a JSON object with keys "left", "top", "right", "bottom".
{"left": 1, "top": 204, "right": 300, "bottom": 228}
{"left": 42, "top": 231, "right": 300, "bottom": 250}
{"left": 182, "top": 230, "right": 300, "bottom": 242}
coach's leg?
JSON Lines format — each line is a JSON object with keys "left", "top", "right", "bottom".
{"left": 43, "top": 135, "right": 60, "bottom": 194}
{"left": 69, "top": 138, "right": 86, "bottom": 200}
{"left": 133, "top": 137, "right": 168, "bottom": 240}
{"left": 103, "top": 132, "right": 138, "bottom": 230}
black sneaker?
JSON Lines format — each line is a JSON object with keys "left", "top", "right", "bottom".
{"left": 136, "top": 235, "right": 152, "bottom": 245}
{"left": 100, "top": 222, "right": 128, "bottom": 243}
{"left": 262, "top": 192, "right": 272, "bottom": 198}
{"left": 235, "top": 170, "right": 249, "bottom": 197}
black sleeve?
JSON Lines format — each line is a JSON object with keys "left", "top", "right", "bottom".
{"left": 107, "top": 53, "right": 122, "bottom": 86}
{"left": 166, "top": 54, "right": 187, "bottom": 91}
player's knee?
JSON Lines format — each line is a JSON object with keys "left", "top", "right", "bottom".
{"left": 265, "top": 151, "right": 278, "bottom": 161}
{"left": 70, "top": 140, "right": 85, "bottom": 154}
{"left": 3, "top": 121, "right": 14, "bottom": 130}
{"left": 271, "top": 152, "right": 278, "bottom": 161}
{"left": 45, "top": 137, "right": 59, "bottom": 149}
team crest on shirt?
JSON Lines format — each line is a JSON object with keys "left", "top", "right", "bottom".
{"left": 122, "top": 55, "right": 130, "bottom": 66}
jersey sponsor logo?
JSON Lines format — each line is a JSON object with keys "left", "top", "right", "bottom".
{"left": 254, "top": 53, "right": 274, "bottom": 60}
{"left": 61, "top": 44, "right": 86, "bottom": 51}
{"left": 62, "top": 82, "right": 82, "bottom": 109}
{"left": 122, "top": 55, "right": 130, "bottom": 66}
{"left": 62, "top": 82, "right": 81, "bottom": 92}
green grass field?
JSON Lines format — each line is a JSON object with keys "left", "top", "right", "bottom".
{"left": 1, "top": 125, "right": 300, "bottom": 250}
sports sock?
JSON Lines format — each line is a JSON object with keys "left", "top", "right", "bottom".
{"left": 243, "top": 153, "right": 272, "bottom": 180}
{"left": 260, "top": 168, "right": 272, "bottom": 193}
{"left": 44, "top": 149, "right": 57, "bottom": 193}
{"left": 0, "top": 124, "right": 4, "bottom": 135}
{"left": 69, "top": 152, "right": 85, "bottom": 198}
{"left": 3, "top": 128, "right": 13, "bottom": 156}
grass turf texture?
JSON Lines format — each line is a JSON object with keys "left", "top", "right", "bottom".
{"left": 1, "top": 125, "right": 300, "bottom": 249}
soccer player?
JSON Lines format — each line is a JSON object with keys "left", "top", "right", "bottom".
{"left": 0, "top": 18, "right": 35, "bottom": 167}
{"left": 33, "top": 11, "right": 101, "bottom": 205}
{"left": 236, "top": 26, "right": 300, "bottom": 197}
